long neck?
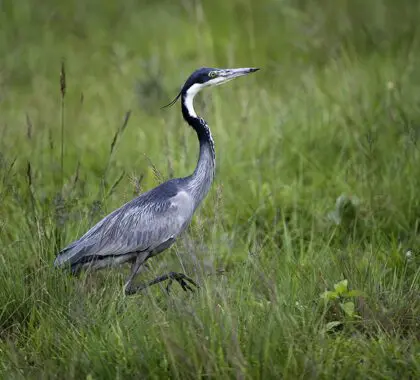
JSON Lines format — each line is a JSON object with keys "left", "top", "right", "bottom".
{"left": 181, "top": 93, "right": 216, "bottom": 209}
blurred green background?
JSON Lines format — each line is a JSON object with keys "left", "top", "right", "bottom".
{"left": 0, "top": 0, "right": 419, "bottom": 378}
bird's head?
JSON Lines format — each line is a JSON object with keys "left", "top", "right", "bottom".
{"left": 163, "top": 67, "right": 259, "bottom": 115}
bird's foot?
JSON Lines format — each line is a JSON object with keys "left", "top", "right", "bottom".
{"left": 124, "top": 271, "right": 199, "bottom": 296}
{"left": 164, "top": 272, "right": 199, "bottom": 294}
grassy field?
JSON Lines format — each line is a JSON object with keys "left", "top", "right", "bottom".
{"left": 1, "top": 0, "right": 420, "bottom": 378}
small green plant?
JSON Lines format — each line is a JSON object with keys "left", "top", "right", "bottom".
{"left": 321, "top": 279, "right": 363, "bottom": 332}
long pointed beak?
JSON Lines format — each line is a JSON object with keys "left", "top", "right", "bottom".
{"left": 220, "top": 67, "right": 260, "bottom": 80}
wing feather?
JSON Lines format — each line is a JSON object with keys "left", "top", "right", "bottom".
{"left": 54, "top": 181, "right": 194, "bottom": 267}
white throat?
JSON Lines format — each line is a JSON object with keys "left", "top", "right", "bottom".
{"left": 184, "top": 83, "right": 206, "bottom": 118}
{"left": 183, "top": 77, "right": 229, "bottom": 118}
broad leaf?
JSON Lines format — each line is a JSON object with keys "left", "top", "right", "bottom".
{"left": 320, "top": 290, "right": 338, "bottom": 300}
{"left": 346, "top": 290, "right": 364, "bottom": 297}
{"left": 325, "top": 321, "right": 343, "bottom": 332}
{"left": 334, "top": 280, "right": 348, "bottom": 294}
{"left": 341, "top": 301, "right": 355, "bottom": 316}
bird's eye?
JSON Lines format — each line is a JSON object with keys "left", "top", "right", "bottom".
{"left": 208, "top": 71, "right": 217, "bottom": 78}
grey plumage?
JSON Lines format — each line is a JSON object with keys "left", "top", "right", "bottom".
{"left": 56, "top": 178, "right": 201, "bottom": 270}
{"left": 54, "top": 66, "right": 259, "bottom": 294}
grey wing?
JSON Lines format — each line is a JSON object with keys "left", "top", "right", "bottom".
{"left": 54, "top": 190, "right": 194, "bottom": 267}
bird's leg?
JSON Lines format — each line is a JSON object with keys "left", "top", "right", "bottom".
{"left": 123, "top": 252, "right": 149, "bottom": 295}
{"left": 127, "top": 272, "right": 199, "bottom": 295}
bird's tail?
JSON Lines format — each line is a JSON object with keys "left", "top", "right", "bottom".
{"left": 54, "top": 240, "right": 89, "bottom": 271}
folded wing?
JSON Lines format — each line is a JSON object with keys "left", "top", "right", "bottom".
{"left": 54, "top": 183, "right": 194, "bottom": 268}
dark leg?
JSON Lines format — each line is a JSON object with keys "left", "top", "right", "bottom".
{"left": 123, "top": 252, "right": 149, "bottom": 295}
{"left": 125, "top": 272, "right": 199, "bottom": 295}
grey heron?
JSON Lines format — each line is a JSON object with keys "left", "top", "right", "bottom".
{"left": 54, "top": 66, "right": 259, "bottom": 295}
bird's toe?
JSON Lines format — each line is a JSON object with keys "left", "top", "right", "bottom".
{"left": 173, "top": 273, "right": 199, "bottom": 292}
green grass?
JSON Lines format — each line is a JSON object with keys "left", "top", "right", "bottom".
{"left": 1, "top": 0, "right": 420, "bottom": 378}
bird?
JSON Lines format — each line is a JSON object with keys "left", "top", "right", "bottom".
{"left": 54, "top": 66, "right": 260, "bottom": 295}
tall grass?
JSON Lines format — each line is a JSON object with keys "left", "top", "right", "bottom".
{"left": 0, "top": 0, "right": 419, "bottom": 378}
